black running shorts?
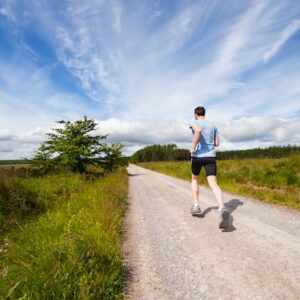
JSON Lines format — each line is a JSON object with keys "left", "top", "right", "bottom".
{"left": 191, "top": 157, "right": 217, "bottom": 176}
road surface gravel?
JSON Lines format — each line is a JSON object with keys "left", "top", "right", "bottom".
{"left": 123, "top": 164, "right": 300, "bottom": 300}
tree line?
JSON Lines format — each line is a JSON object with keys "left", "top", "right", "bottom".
{"left": 0, "top": 160, "right": 30, "bottom": 165}
{"left": 130, "top": 144, "right": 300, "bottom": 162}
{"left": 130, "top": 144, "right": 190, "bottom": 163}
{"left": 216, "top": 145, "right": 300, "bottom": 160}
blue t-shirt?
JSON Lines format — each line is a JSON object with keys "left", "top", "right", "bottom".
{"left": 189, "top": 119, "right": 218, "bottom": 157}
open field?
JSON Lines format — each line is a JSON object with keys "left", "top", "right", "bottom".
{"left": 0, "top": 168, "right": 128, "bottom": 299}
{"left": 138, "top": 155, "right": 300, "bottom": 210}
{"left": 0, "top": 165, "right": 31, "bottom": 168}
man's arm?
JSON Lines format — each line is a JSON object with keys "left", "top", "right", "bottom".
{"left": 190, "top": 124, "right": 201, "bottom": 154}
{"left": 214, "top": 128, "right": 219, "bottom": 147}
{"left": 214, "top": 135, "right": 219, "bottom": 147}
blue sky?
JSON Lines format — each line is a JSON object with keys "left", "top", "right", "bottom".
{"left": 0, "top": 0, "right": 300, "bottom": 158}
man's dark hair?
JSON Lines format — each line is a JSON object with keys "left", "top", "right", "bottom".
{"left": 194, "top": 106, "right": 205, "bottom": 116}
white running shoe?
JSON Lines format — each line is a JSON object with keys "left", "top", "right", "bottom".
{"left": 191, "top": 204, "right": 201, "bottom": 216}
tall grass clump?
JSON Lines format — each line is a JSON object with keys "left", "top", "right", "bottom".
{"left": 0, "top": 170, "right": 83, "bottom": 232}
{"left": 138, "top": 155, "right": 300, "bottom": 209}
{"left": 0, "top": 168, "right": 128, "bottom": 299}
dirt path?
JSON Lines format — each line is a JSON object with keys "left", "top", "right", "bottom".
{"left": 123, "top": 164, "right": 300, "bottom": 300}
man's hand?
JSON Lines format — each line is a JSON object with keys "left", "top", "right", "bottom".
{"left": 190, "top": 147, "right": 195, "bottom": 155}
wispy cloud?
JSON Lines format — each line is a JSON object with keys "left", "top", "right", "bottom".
{"left": 112, "top": 0, "right": 122, "bottom": 34}
{"left": 0, "top": 0, "right": 16, "bottom": 22}
{"left": 0, "top": 55, "right": 99, "bottom": 143}
{"left": 263, "top": 19, "right": 300, "bottom": 62}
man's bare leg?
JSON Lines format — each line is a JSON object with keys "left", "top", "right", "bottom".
{"left": 207, "top": 175, "right": 224, "bottom": 209}
{"left": 191, "top": 174, "right": 202, "bottom": 215}
{"left": 207, "top": 175, "right": 230, "bottom": 228}
{"left": 191, "top": 174, "right": 200, "bottom": 205}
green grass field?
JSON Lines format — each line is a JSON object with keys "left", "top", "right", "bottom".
{"left": 138, "top": 155, "right": 300, "bottom": 210}
{"left": 0, "top": 168, "right": 128, "bottom": 299}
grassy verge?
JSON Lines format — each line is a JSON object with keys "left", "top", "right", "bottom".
{"left": 0, "top": 168, "right": 128, "bottom": 299}
{"left": 138, "top": 155, "right": 300, "bottom": 210}
{"left": 0, "top": 171, "right": 84, "bottom": 232}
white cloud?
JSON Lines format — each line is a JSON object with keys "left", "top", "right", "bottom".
{"left": 0, "top": 56, "right": 99, "bottom": 131}
{"left": 1, "top": 115, "right": 299, "bottom": 159}
{"left": 0, "top": 7, "right": 9, "bottom": 17}
{"left": 147, "top": 3, "right": 202, "bottom": 58}
{"left": 96, "top": 118, "right": 191, "bottom": 145}
{"left": 0, "top": 130, "right": 14, "bottom": 141}
{"left": 263, "top": 19, "right": 300, "bottom": 62}
{"left": 0, "top": 127, "right": 45, "bottom": 159}
{"left": 214, "top": 0, "right": 268, "bottom": 75}
{"left": 56, "top": 26, "right": 122, "bottom": 106}
{"left": 221, "top": 116, "right": 300, "bottom": 144}
{"left": 15, "top": 127, "right": 46, "bottom": 144}
{"left": 0, "top": 1, "right": 16, "bottom": 22}
{"left": 112, "top": 0, "right": 122, "bottom": 34}
{"left": 96, "top": 116, "right": 300, "bottom": 155}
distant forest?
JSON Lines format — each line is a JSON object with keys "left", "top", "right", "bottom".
{"left": 0, "top": 159, "right": 31, "bottom": 165}
{"left": 130, "top": 144, "right": 190, "bottom": 163}
{"left": 1, "top": 145, "right": 299, "bottom": 165}
{"left": 217, "top": 145, "right": 300, "bottom": 160}
{"left": 130, "top": 145, "right": 300, "bottom": 163}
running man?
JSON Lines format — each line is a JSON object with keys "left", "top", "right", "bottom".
{"left": 189, "top": 106, "right": 230, "bottom": 229}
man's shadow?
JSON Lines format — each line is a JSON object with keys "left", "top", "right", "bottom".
{"left": 128, "top": 173, "right": 143, "bottom": 177}
{"left": 193, "top": 199, "right": 244, "bottom": 232}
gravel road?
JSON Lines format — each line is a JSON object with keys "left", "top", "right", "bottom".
{"left": 123, "top": 164, "right": 300, "bottom": 300}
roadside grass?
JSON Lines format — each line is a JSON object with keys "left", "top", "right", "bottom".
{"left": 0, "top": 171, "right": 83, "bottom": 232}
{"left": 138, "top": 155, "right": 300, "bottom": 210}
{"left": 0, "top": 168, "right": 128, "bottom": 299}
